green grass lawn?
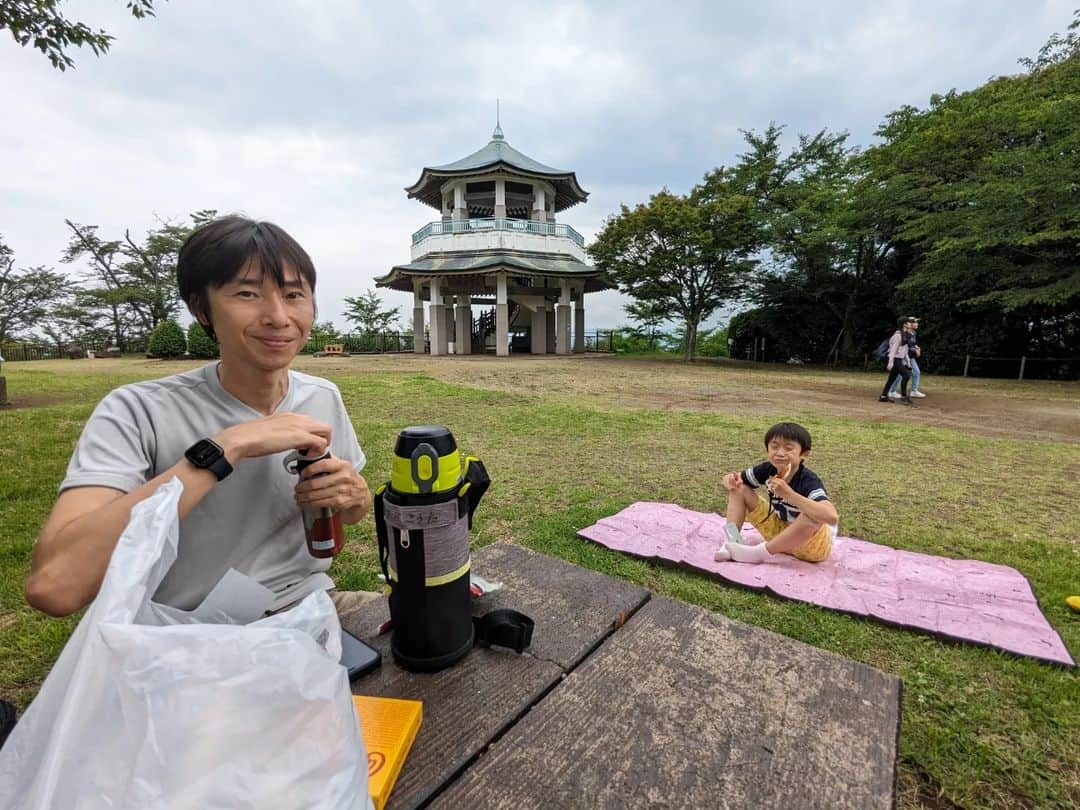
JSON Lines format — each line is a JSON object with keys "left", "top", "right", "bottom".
{"left": 1, "top": 357, "right": 1077, "bottom": 808}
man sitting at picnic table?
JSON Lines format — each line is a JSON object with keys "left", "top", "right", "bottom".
{"left": 25, "top": 216, "right": 377, "bottom": 618}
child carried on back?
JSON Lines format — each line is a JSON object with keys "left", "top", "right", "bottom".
{"left": 714, "top": 422, "right": 839, "bottom": 564}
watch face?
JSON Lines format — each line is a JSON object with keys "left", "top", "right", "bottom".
{"left": 188, "top": 439, "right": 221, "bottom": 466}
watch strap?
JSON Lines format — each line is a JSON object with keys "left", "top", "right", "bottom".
{"left": 206, "top": 453, "right": 233, "bottom": 481}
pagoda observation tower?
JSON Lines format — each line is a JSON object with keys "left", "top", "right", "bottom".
{"left": 376, "top": 123, "right": 614, "bottom": 356}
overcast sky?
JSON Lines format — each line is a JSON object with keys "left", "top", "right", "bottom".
{"left": 1, "top": 0, "right": 1074, "bottom": 331}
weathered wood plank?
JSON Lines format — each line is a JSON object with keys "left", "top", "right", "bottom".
{"left": 340, "top": 542, "right": 650, "bottom": 810}
{"left": 434, "top": 595, "right": 900, "bottom": 810}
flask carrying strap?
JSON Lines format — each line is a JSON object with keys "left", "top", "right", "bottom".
{"left": 458, "top": 458, "right": 491, "bottom": 529}
{"left": 374, "top": 485, "right": 390, "bottom": 583}
{"left": 473, "top": 609, "right": 535, "bottom": 654}
{"left": 375, "top": 608, "right": 535, "bottom": 655}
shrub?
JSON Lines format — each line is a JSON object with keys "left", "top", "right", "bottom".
{"left": 147, "top": 320, "right": 187, "bottom": 358}
{"left": 186, "top": 322, "right": 219, "bottom": 358}
{"left": 695, "top": 327, "right": 730, "bottom": 358}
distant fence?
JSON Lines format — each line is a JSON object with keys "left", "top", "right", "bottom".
{"left": 862, "top": 353, "right": 1078, "bottom": 382}
{"left": 5, "top": 333, "right": 1075, "bottom": 380}
{"left": 1, "top": 338, "right": 148, "bottom": 361}
{"left": 301, "top": 332, "right": 415, "bottom": 354}
{"left": 737, "top": 336, "right": 1078, "bottom": 381}
{"left": 0, "top": 333, "right": 418, "bottom": 362}
{"left": 585, "top": 330, "right": 656, "bottom": 353}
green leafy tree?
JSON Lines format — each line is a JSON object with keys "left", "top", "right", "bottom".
{"left": 1019, "top": 9, "right": 1080, "bottom": 72}
{"left": 305, "top": 320, "right": 342, "bottom": 352}
{"left": 186, "top": 321, "right": 218, "bottom": 359}
{"left": 62, "top": 211, "right": 215, "bottom": 349}
{"left": 589, "top": 188, "right": 757, "bottom": 360}
{"left": 619, "top": 300, "right": 669, "bottom": 353}
{"left": 62, "top": 221, "right": 135, "bottom": 348}
{"left": 343, "top": 289, "right": 401, "bottom": 333}
{"left": 123, "top": 211, "right": 216, "bottom": 329}
{"left": 36, "top": 291, "right": 112, "bottom": 356}
{"left": 695, "top": 326, "right": 730, "bottom": 358}
{"left": 0, "top": 236, "right": 72, "bottom": 342}
{"left": 715, "top": 125, "right": 898, "bottom": 363}
{"left": 1, "top": 0, "right": 157, "bottom": 71}
{"left": 864, "top": 13, "right": 1080, "bottom": 358}
{"left": 146, "top": 319, "right": 185, "bottom": 358}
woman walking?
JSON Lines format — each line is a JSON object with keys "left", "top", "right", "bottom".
{"left": 888, "top": 315, "right": 925, "bottom": 398}
{"left": 879, "top": 316, "right": 915, "bottom": 406}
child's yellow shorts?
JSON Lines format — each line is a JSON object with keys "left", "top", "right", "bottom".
{"left": 747, "top": 493, "right": 835, "bottom": 562}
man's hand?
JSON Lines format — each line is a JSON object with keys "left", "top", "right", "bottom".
{"left": 213, "top": 412, "right": 331, "bottom": 464}
{"left": 294, "top": 456, "right": 372, "bottom": 518}
{"left": 722, "top": 472, "right": 743, "bottom": 492}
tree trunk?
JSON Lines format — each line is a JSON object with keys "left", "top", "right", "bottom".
{"left": 683, "top": 316, "right": 699, "bottom": 361}
{"left": 111, "top": 304, "right": 124, "bottom": 350}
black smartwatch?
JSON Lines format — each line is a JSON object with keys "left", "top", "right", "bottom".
{"left": 184, "top": 438, "right": 233, "bottom": 481}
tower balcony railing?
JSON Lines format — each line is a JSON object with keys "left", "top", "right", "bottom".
{"left": 411, "top": 217, "right": 586, "bottom": 248}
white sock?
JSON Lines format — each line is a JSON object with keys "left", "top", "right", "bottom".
{"left": 713, "top": 546, "right": 731, "bottom": 562}
{"left": 726, "top": 540, "right": 774, "bottom": 564}
{"left": 722, "top": 522, "right": 743, "bottom": 546}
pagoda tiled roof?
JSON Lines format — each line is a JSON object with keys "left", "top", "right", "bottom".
{"left": 405, "top": 127, "right": 588, "bottom": 213}
{"left": 429, "top": 136, "right": 568, "bottom": 175}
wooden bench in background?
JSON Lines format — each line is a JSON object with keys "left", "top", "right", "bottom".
{"left": 314, "top": 343, "right": 350, "bottom": 358}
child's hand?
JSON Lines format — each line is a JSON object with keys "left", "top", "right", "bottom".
{"left": 766, "top": 475, "right": 794, "bottom": 500}
{"left": 722, "top": 472, "right": 743, "bottom": 492}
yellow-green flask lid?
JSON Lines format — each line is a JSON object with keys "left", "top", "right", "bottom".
{"left": 391, "top": 425, "right": 461, "bottom": 494}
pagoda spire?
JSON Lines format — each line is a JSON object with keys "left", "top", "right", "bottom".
{"left": 492, "top": 98, "right": 504, "bottom": 141}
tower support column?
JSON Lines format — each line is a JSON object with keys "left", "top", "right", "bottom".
{"left": 496, "top": 272, "right": 509, "bottom": 357}
{"left": 429, "top": 277, "right": 447, "bottom": 356}
{"left": 413, "top": 280, "right": 425, "bottom": 354}
{"left": 453, "top": 185, "right": 467, "bottom": 221}
{"left": 531, "top": 301, "right": 548, "bottom": 354}
{"left": 574, "top": 287, "right": 586, "bottom": 354}
{"left": 533, "top": 187, "right": 547, "bottom": 222}
{"left": 556, "top": 279, "right": 571, "bottom": 355}
{"left": 545, "top": 299, "right": 556, "bottom": 354}
{"left": 455, "top": 295, "right": 472, "bottom": 355}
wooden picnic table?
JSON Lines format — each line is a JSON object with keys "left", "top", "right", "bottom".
{"left": 341, "top": 543, "right": 899, "bottom": 809}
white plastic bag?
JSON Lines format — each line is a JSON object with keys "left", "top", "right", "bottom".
{"left": 0, "top": 478, "right": 373, "bottom": 810}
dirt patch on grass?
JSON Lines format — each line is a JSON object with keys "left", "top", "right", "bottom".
{"left": 0, "top": 394, "right": 71, "bottom": 410}
{"left": 897, "top": 766, "right": 964, "bottom": 810}
{"left": 11, "top": 354, "right": 1076, "bottom": 442}
{"left": 633, "top": 377, "right": 1080, "bottom": 443}
{"left": 298, "top": 355, "right": 1080, "bottom": 444}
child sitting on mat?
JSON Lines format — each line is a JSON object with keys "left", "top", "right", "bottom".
{"left": 714, "top": 422, "right": 838, "bottom": 564}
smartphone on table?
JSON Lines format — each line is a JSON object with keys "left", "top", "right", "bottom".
{"left": 341, "top": 629, "right": 382, "bottom": 680}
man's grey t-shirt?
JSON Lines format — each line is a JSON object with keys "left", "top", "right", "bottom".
{"left": 61, "top": 362, "right": 366, "bottom": 611}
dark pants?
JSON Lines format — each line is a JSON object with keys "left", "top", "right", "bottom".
{"left": 881, "top": 364, "right": 911, "bottom": 398}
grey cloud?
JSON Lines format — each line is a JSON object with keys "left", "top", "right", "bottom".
{"left": 1, "top": 0, "right": 1075, "bottom": 330}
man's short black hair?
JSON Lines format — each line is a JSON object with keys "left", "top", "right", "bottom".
{"left": 177, "top": 216, "right": 317, "bottom": 340}
{"left": 764, "top": 422, "right": 812, "bottom": 453}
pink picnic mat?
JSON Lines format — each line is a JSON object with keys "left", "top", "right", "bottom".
{"left": 579, "top": 502, "right": 1074, "bottom": 666}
